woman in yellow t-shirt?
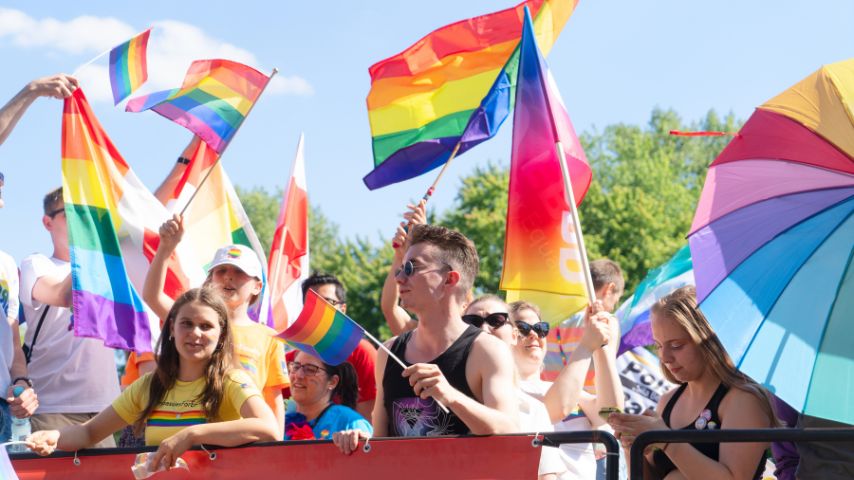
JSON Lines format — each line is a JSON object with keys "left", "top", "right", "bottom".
{"left": 26, "top": 288, "right": 279, "bottom": 469}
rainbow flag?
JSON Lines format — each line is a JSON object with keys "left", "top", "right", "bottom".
{"left": 280, "top": 289, "right": 363, "bottom": 366}
{"left": 363, "top": 0, "right": 578, "bottom": 190}
{"left": 267, "top": 134, "right": 309, "bottom": 333}
{"left": 62, "top": 89, "right": 152, "bottom": 352}
{"left": 109, "top": 28, "right": 151, "bottom": 105}
{"left": 153, "top": 136, "right": 271, "bottom": 323}
{"left": 126, "top": 59, "right": 270, "bottom": 154}
{"left": 499, "top": 8, "right": 592, "bottom": 324}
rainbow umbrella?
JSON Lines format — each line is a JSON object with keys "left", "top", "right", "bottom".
{"left": 688, "top": 59, "right": 854, "bottom": 424}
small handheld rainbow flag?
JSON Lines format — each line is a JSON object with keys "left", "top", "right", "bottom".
{"left": 279, "top": 289, "right": 363, "bottom": 366}
{"left": 109, "top": 28, "right": 151, "bottom": 105}
{"left": 126, "top": 59, "right": 271, "bottom": 154}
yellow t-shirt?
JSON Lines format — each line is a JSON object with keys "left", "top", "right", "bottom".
{"left": 232, "top": 322, "right": 290, "bottom": 398}
{"left": 112, "top": 370, "right": 260, "bottom": 446}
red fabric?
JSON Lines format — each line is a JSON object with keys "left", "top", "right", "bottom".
{"left": 283, "top": 339, "right": 377, "bottom": 403}
{"left": 714, "top": 109, "right": 854, "bottom": 173}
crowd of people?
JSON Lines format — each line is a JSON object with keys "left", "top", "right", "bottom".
{"left": 0, "top": 73, "right": 851, "bottom": 480}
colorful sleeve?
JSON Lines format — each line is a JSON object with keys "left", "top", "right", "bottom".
{"left": 225, "top": 369, "right": 262, "bottom": 416}
{"left": 112, "top": 374, "right": 148, "bottom": 425}
{"left": 264, "top": 338, "right": 289, "bottom": 389}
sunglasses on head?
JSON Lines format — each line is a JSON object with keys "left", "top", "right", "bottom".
{"left": 462, "top": 312, "right": 510, "bottom": 329}
{"left": 515, "top": 321, "right": 550, "bottom": 338}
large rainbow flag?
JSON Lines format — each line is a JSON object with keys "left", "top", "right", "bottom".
{"left": 126, "top": 59, "right": 270, "bottom": 154}
{"left": 279, "top": 289, "right": 363, "bottom": 366}
{"left": 363, "top": 0, "right": 578, "bottom": 190}
{"left": 62, "top": 90, "right": 167, "bottom": 353}
{"left": 153, "top": 136, "right": 271, "bottom": 324}
{"left": 109, "top": 28, "right": 151, "bottom": 105}
{"left": 499, "top": 7, "right": 591, "bottom": 324}
{"left": 267, "top": 134, "right": 309, "bottom": 333}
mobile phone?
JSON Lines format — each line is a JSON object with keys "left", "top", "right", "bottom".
{"left": 598, "top": 407, "right": 622, "bottom": 421}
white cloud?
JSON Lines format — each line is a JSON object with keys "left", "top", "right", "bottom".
{"left": 268, "top": 75, "right": 315, "bottom": 96}
{"left": 0, "top": 8, "right": 313, "bottom": 101}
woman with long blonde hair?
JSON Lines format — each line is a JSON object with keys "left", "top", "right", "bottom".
{"left": 608, "top": 286, "right": 776, "bottom": 480}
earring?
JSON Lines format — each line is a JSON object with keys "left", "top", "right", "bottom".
{"left": 168, "top": 334, "right": 173, "bottom": 341}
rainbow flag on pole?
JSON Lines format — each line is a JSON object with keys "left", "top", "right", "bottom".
{"left": 62, "top": 89, "right": 153, "bottom": 352}
{"left": 109, "top": 28, "right": 151, "bottom": 105}
{"left": 153, "top": 136, "right": 271, "bottom": 323}
{"left": 279, "top": 289, "right": 363, "bottom": 365}
{"left": 363, "top": 0, "right": 578, "bottom": 190}
{"left": 126, "top": 59, "right": 271, "bottom": 154}
{"left": 499, "top": 7, "right": 592, "bottom": 324}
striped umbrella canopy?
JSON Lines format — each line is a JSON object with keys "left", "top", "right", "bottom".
{"left": 689, "top": 59, "right": 854, "bottom": 424}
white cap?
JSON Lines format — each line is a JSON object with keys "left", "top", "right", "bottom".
{"left": 207, "top": 245, "right": 263, "bottom": 279}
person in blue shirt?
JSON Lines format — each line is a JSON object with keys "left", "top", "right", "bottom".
{"left": 285, "top": 352, "right": 372, "bottom": 441}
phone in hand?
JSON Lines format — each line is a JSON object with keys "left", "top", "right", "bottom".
{"left": 598, "top": 406, "right": 623, "bottom": 421}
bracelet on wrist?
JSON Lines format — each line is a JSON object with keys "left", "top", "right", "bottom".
{"left": 12, "top": 377, "right": 33, "bottom": 388}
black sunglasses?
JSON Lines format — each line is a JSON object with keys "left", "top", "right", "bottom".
{"left": 46, "top": 208, "right": 65, "bottom": 218}
{"left": 462, "top": 312, "right": 510, "bottom": 329}
{"left": 395, "top": 259, "right": 451, "bottom": 277}
{"left": 515, "top": 321, "right": 550, "bottom": 338}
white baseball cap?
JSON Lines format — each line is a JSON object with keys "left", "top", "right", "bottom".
{"left": 207, "top": 244, "right": 263, "bottom": 280}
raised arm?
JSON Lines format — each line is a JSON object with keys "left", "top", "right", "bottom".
{"left": 142, "top": 215, "right": 183, "bottom": 319}
{"left": 591, "top": 312, "right": 624, "bottom": 420}
{"left": 543, "top": 311, "right": 610, "bottom": 424}
{"left": 0, "top": 74, "right": 78, "bottom": 146}
{"left": 382, "top": 202, "right": 425, "bottom": 335}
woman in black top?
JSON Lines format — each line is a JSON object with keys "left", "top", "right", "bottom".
{"left": 608, "top": 287, "right": 777, "bottom": 480}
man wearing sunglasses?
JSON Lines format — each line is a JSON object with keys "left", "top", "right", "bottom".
{"left": 17, "top": 187, "right": 119, "bottom": 447}
{"left": 335, "top": 224, "right": 518, "bottom": 455}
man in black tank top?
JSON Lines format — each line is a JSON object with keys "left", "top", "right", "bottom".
{"left": 333, "top": 225, "right": 518, "bottom": 453}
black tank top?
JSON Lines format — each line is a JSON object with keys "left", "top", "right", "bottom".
{"left": 652, "top": 382, "right": 764, "bottom": 479}
{"left": 383, "top": 325, "right": 480, "bottom": 437}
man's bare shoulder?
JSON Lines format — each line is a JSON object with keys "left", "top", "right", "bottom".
{"left": 469, "top": 332, "right": 513, "bottom": 365}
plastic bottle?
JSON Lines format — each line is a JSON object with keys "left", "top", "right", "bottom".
{"left": 8, "top": 386, "right": 32, "bottom": 453}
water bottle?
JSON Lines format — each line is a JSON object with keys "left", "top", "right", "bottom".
{"left": 8, "top": 386, "right": 32, "bottom": 453}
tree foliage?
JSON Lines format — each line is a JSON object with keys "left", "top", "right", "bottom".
{"left": 237, "top": 108, "right": 740, "bottom": 338}
{"left": 578, "top": 108, "right": 739, "bottom": 289}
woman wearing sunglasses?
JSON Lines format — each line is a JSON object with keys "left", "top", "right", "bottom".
{"left": 285, "top": 351, "right": 373, "bottom": 441}
{"left": 510, "top": 301, "right": 623, "bottom": 480}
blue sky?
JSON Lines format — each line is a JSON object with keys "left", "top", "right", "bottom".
{"left": 0, "top": 0, "right": 851, "bottom": 263}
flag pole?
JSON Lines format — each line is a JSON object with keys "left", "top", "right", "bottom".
{"left": 72, "top": 47, "right": 113, "bottom": 77}
{"left": 179, "top": 68, "right": 279, "bottom": 217}
{"left": 554, "top": 141, "right": 596, "bottom": 305}
{"left": 391, "top": 139, "right": 464, "bottom": 248}
{"left": 359, "top": 327, "right": 451, "bottom": 414}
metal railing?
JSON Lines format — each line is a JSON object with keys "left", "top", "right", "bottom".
{"left": 542, "top": 430, "right": 620, "bottom": 480}
{"left": 629, "top": 427, "right": 854, "bottom": 480}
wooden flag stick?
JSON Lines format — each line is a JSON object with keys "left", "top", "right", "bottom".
{"left": 178, "top": 68, "right": 279, "bottom": 217}
{"left": 391, "top": 139, "right": 464, "bottom": 248}
{"left": 554, "top": 141, "right": 596, "bottom": 305}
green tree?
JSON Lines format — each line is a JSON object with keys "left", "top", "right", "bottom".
{"left": 441, "top": 162, "right": 509, "bottom": 295}
{"left": 235, "top": 185, "right": 280, "bottom": 254}
{"left": 578, "top": 108, "right": 739, "bottom": 290}
{"left": 236, "top": 186, "right": 394, "bottom": 338}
